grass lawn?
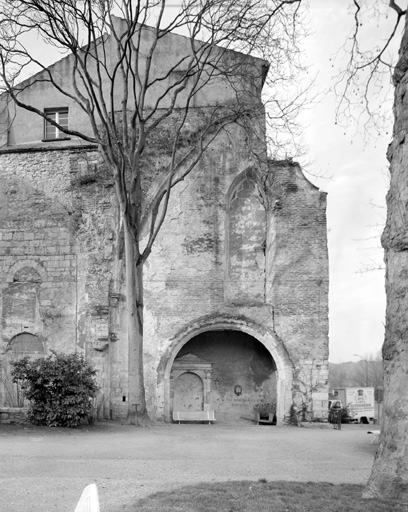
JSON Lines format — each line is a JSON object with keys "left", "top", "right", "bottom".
{"left": 134, "top": 480, "right": 406, "bottom": 511}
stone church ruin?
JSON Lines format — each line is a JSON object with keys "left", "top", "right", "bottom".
{"left": 0, "top": 21, "right": 329, "bottom": 425}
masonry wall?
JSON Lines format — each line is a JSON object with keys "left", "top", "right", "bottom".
{"left": 267, "top": 161, "right": 329, "bottom": 418}
{"left": 0, "top": 146, "right": 117, "bottom": 415}
{"left": 0, "top": 134, "right": 329, "bottom": 423}
{"left": 138, "top": 150, "right": 329, "bottom": 422}
{"left": 0, "top": 149, "right": 78, "bottom": 350}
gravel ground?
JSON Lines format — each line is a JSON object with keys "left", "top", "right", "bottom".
{"left": 0, "top": 421, "right": 378, "bottom": 512}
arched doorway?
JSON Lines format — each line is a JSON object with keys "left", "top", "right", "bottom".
{"left": 170, "top": 354, "right": 213, "bottom": 414}
{"left": 173, "top": 372, "right": 205, "bottom": 412}
{"left": 171, "top": 330, "right": 277, "bottom": 424}
{"left": 1, "top": 333, "right": 44, "bottom": 407}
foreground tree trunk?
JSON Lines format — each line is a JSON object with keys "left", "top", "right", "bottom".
{"left": 364, "top": 13, "right": 408, "bottom": 502}
{"left": 123, "top": 219, "right": 149, "bottom": 425}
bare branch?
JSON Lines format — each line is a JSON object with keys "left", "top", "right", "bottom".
{"left": 389, "top": 0, "right": 406, "bottom": 17}
{"left": 334, "top": 0, "right": 405, "bottom": 139}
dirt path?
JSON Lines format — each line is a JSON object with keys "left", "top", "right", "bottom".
{"left": 0, "top": 422, "right": 378, "bottom": 512}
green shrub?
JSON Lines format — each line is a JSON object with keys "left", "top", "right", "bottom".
{"left": 11, "top": 352, "right": 98, "bottom": 427}
{"left": 285, "top": 404, "right": 299, "bottom": 426}
{"left": 328, "top": 404, "right": 352, "bottom": 424}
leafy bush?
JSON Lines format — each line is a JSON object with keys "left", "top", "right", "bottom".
{"left": 11, "top": 352, "right": 98, "bottom": 427}
{"left": 285, "top": 404, "right": 299, "bottom": 426}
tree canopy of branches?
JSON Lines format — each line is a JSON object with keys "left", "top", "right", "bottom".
{"left": 0, "top": 0, "right": 307, "bottom": 425}
{"left": 335, "top": 0, "right": 405, "bottom": 138}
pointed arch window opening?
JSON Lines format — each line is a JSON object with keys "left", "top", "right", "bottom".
{"left": 225, "top": 169, "right": 268, "bottom": 303}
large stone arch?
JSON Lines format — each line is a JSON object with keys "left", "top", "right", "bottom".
{"left": 156, "top": 314, "right": 294, "bottom": 425}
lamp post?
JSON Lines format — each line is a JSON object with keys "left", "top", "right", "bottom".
{"left": 354, "top": 354, "right": 369, "bottom": 386}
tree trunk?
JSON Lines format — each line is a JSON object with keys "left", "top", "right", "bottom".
{"left": 123, "top": 218, "right": 150, "bottom": 426}
{"left": 364, "top": 14, "right": 408, "bottom": 502}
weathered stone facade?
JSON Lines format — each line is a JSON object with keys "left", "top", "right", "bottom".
{"left": 0, "top": 145, "right": 329, "bottom": 423}
{"left": 0, "top": 25, "right": 329, "bottom": 425}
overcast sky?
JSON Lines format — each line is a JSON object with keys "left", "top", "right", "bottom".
{"left": 300, "top": 1, "right": 402, "bottom": 362}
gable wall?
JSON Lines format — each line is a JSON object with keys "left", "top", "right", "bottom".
{"left": 1, "top": 24, "right": 266, "bottom": 148}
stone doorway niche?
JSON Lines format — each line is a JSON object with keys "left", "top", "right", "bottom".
{"left": 171, "top": 330, "right": 277, "bottom": 424}
{"left": 171, "top": 354, "right": 213, "bottom": 413}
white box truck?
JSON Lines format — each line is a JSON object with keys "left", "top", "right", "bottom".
{"left": 330, "top": 387, "right": 375, "bottom": 423}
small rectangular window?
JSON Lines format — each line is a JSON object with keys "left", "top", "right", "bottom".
{"left": 44, "top": 107, "right": 69, "bottom": 140}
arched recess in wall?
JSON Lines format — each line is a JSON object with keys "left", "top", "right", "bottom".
{"left": 225, "top": 168, "right": 267, "bottom": 304}
{"left": 173, "top": 372, "right": 205, "bottom": 412}
{"left": 8, "top": 332, "right": 44, "bottom": 359}
{"left": 6, "top": 260, "right": 47, "bottom": 284}
{"left": 169, "top": 353, "right": 213, "bottom": 414}
{"left": 2, "top": 261, "right": 46, "bottom": 338}
{"left": 157, "top": 315, "right": 294, "bottom": 425}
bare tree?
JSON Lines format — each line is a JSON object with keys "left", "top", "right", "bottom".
{"left": 354, "top": 353, "right": 384, "bottom": 389}
{"left": 328, "top": 362, "right": 348, "bottom": 390}
{"left": 329, "top": 353, "right": 383, "bottom": 390}
{"left": 335, "top": 0, "right": 404, "bottom": 138}
{"left": 0, "top": 0, "right": 306, "bottom": 424}
{"left": 336, "top": 0, "right": 408, "bottom": 502}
